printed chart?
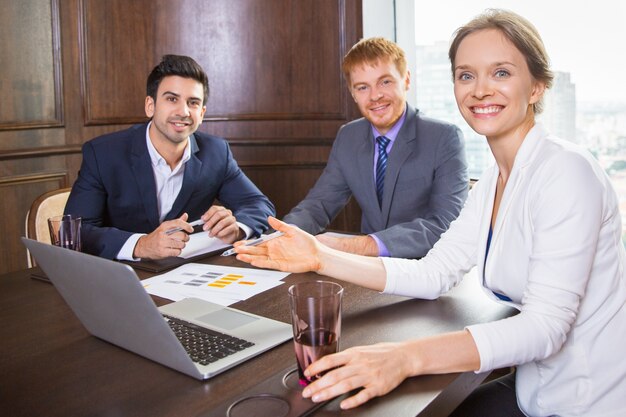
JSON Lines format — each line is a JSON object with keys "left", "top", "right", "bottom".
{"left": 142, "top": 263, "right": 290, "bottom": 306}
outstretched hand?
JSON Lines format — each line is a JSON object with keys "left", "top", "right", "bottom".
{"left": 234, "top": 216, "right": 322, "bottom": 273}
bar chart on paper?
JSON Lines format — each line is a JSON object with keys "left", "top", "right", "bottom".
{"left": 141, "top": 263, "right": 290, "bottom": 306}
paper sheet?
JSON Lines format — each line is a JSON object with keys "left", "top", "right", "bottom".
{"left": 178, "top": 232, "right": 231, "bottom": 259}
{"left": 142, "top": 263, "right": 290, "bottom": 306}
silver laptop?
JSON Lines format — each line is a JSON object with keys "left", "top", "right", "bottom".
{"left": 22, "top": 238, "right": 292, "bottom": 380}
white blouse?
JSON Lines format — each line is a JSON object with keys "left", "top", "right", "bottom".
{"left": 382, "top": 124, "right": 626, "bottom": 416}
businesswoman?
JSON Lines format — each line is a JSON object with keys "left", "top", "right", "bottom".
{"left": 235, "top": 9, "right": 626, "bottom": 416}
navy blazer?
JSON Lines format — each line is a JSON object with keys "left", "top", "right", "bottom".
{"left": 284, "top": 105, "right": 468, "bottom": 258}
{"left": 65, "top": 124, "right": 275, "bottom": 259}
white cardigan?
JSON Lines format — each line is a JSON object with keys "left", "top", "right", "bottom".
{"left": 382, "top": 124, "right": 626, "bottom": 416}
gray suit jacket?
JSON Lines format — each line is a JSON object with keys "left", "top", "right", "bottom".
{"left": 284, "top": 105, "right": 468, "bottom": 258}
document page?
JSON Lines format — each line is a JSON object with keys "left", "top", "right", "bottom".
{"left": 178, "top": 232, "right": 231, "bottom": 259}
{"left": 142, "top": 263, "right": 290, "bottom": 306}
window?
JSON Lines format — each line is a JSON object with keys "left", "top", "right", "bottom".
{"left": 364, "top": 0, "right": 626, "bottom": 243}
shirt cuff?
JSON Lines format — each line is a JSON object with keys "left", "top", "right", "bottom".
{"left": 370, "top": 234, "right": 390, "bottom": 257}
{"left": 237, "top": 222, "right": 253, "bottom": 239}
{"left": 116, "top": 233, "right": 145, "bottom": 261}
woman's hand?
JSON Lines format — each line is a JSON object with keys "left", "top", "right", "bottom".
{"left": 235, "top": 216, "right": 323, "bottom": 273}
{"left": 302, "top": 330, "right": 481, "bottom": 409}
{"left": 301, "top": 342, "right": 413, "bottom": 410}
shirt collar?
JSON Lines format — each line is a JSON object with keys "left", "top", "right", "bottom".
{"left": 145, "top": 121, "right": 191, "bottom": 167}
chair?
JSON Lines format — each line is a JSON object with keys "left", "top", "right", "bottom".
{"left": 25, "top": 187, "right": 72, "bottom": 267}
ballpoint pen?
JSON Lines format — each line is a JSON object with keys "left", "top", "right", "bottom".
{"left": 164, "top": 218, "right": 205, "bottom": 235}
{"left": 221, "top": 231, "right": 285, "bottom": 256}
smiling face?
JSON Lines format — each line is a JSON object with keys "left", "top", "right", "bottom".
{"left": 349, "top": 59, "right": 410, "bottom": 135}
{"left": 145, "top": 75, "right": 206, "bottom": 150}
{"left": 453, "top": 29, "right": 545, "bottom": 143}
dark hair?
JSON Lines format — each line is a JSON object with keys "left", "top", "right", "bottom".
{"left": 342, "top": 37, "right": 407, "bottom": 85}
{"left": 449, "top": 9, "right": 554, "bottom": 114}
{"left": 146, "top": 54, "right": 209, "bottom": 104}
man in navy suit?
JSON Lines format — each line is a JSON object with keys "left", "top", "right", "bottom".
{"left": 65, "top": 55, "right": 275, "bottom": 260}
{"left": 284, "top": 38, "right": 468, "bottom": 258}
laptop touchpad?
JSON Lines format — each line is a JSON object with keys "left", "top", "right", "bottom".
{"left": 197, "top": 309, "right": 259, "bottom": 330}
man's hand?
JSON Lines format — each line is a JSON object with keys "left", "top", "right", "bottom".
{"left": 315, "top": 234, "right": 379, "bottom": 256}
{"left": 201, "top": 205, "right": 244, "bottom": 243}
{"left": 133, "top": 213, "right": 192, "bottom": 259}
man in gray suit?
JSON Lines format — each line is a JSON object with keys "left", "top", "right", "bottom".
{"left": 283, "top": 38, "right": 468, "bottom": 258}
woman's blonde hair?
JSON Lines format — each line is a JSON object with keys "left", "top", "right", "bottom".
{"left": 449, "top": 9, "right": 554, "bottom": 114}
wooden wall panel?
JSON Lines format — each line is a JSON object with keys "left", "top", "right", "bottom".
{"left": 79, "top": 0, "right": 156, "bottom": 125}
{"left": 0, "top": 0, "right": 63, "bottom": 129}
{"left": 81, "top": 0, "right": 349, "bottom": 124}
{"left": 233, "top": 138, "right": 362, "bottom": 232}
{"left": 0, "top": 0, "right": 363, "bottom": 275}
{"left": 242, "top": 165, "right": 362, "bottom": 232}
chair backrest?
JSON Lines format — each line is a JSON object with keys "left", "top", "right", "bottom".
{"left": 25, "top": 188, "right": 72, "bottom": 267}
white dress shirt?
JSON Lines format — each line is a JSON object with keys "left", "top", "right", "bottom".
{"left": 381, "top": 124, "right": 626, "bottom": 416}
{"left": 116, "top": 123, "right": 251, "bottom": 260}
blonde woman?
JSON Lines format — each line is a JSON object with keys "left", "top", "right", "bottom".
{"left": 236, "top": 10, "right": 626, "bottom": 416}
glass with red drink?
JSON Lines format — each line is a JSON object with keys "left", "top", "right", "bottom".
{"left": 288, "top": 280, "right": 343, "bottom": 387}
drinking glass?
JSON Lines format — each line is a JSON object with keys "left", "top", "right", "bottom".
{"left": 288, "top": 280, "right": 343, "bottom": 386}
{"left": 47, "top": 214, "right": 82, "bottom": 251}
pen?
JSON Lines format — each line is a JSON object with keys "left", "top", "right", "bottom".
{"left": 165, "top": 218, "right": 205, "bottom": 235}
{"left": 221, "top": 231, "right": 285, "bottom": 256}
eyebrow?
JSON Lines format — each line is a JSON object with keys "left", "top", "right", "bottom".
{"left": 161, "top": 90, "right": 180, "bottom": 97}
{"left": 352, "top": 74, "right": 393, "bottom": 88}
{"left": 493, "top": 61, "right": 517, "bottom": 68}
{"left": 454, "top": 61, "right": 517, "bottom": 72}
{"left": 161, "top": 91, "right": 202, "bottom": 102}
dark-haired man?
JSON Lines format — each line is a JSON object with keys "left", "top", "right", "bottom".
{"left": 65, "top": 55, "right": 274, "bottom": 260}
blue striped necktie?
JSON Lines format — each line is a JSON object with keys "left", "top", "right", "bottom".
{"left": 375, "top": 136, "right": 391, "bottom": 207}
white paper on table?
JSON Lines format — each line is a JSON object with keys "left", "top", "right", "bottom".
{"left": 178, "top": 231, "right": 231, "bottom": 259}
{"left": 143, "top": 281, "right": 239, "bottom": 306}
{"left": 142, "top": 263, "right": 290, "bottom": 305}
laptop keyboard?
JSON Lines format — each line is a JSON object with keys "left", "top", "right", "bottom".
{"left": 164, "top": 315, "right": 255, "bottom": 366}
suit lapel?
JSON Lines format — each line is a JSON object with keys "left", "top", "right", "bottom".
{"left": 490, "top": 125, "right": 543, "bottom": 246}
{"left": 483, "top": 164, "right": 525, "bottom": 289}
{"left": 358, "top": 127, "right": 380, "bottom": 211}
{"left": 492, "top": 167, "right": 523, "bottom": 243}
{"left": 380, "top": 107, "right": 417, "bottom": 224}
{"left": 130, "top": 128, "right": 160, "bottom": 230}
{"left": 166, "top": 134, "right": 201, "bottom": 220}
{"left": 478, "top": 169, "right": 498, "bottom": 284}
{"left": 484, "top": 128, "right": 547, "bottom": 292}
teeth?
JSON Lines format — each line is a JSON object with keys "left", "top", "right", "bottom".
{"left": 473, "top": 106, "right": 501, "bottom": 114}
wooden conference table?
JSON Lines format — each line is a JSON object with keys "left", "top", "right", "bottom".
{"left": 0, "top": 254, "right": 515, "bottom": 417}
